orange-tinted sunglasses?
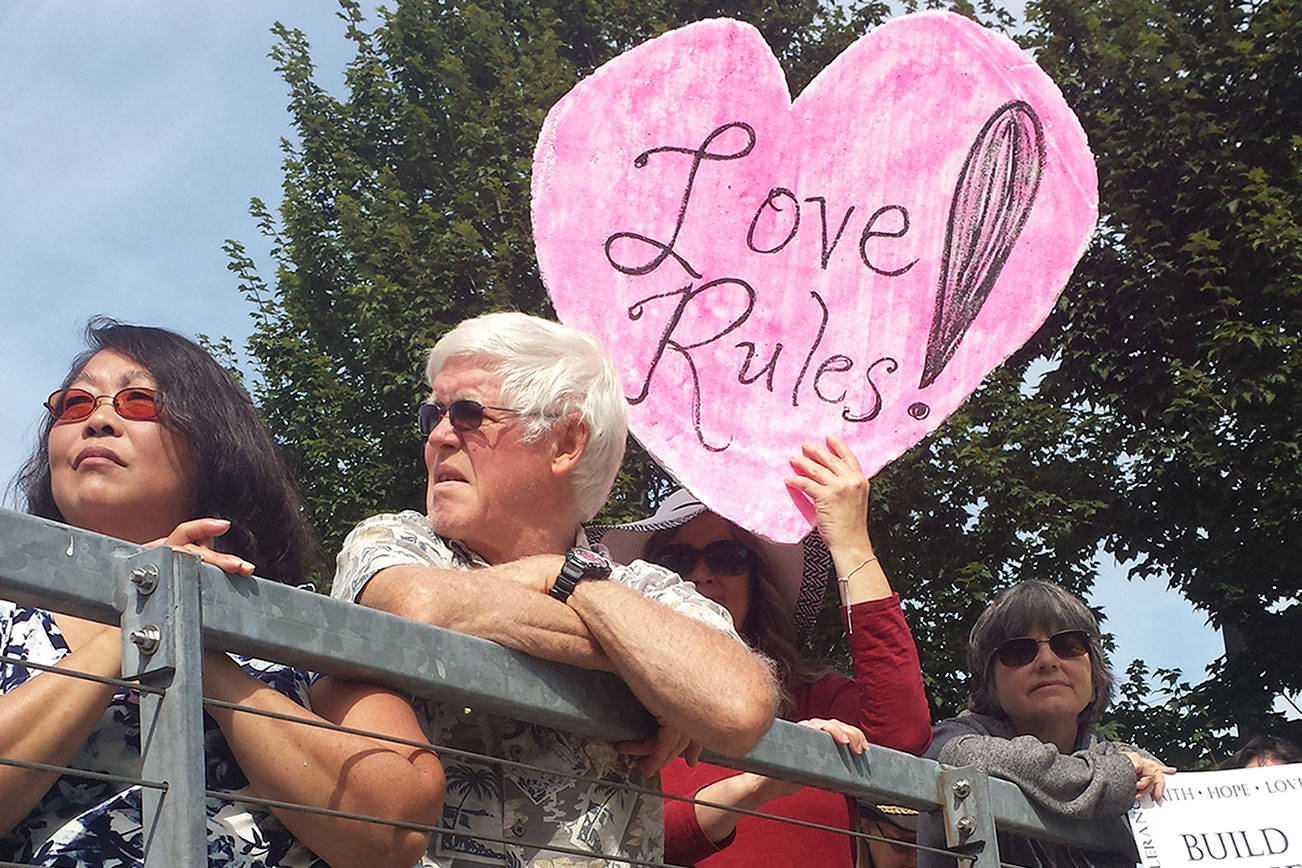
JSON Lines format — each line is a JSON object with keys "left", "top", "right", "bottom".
{"left": 44, "top": 387, "right": 162, "bottom": 424}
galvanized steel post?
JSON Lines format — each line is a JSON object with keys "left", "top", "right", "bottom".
{"left": 120, "top": 547, "right": 208, "bottom": 867}
{"left": 938, "top": 766, "right": 1001, "bottom": 868}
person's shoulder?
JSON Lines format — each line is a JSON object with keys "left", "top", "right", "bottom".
{"left": 927, "top": 710, "right": 1014, "bottom": 756}
{"left": 933, "top": 710, "right": 1008, "bottom": 735}
{"left": 348, "top": 510, "right": 435, "bottom": 537}
{"left": 610, "top": 557, "right": 680, "bottom": 593}
{"left": 333, "top": 511, "right": 466, "bottom": 601}
{"left": 792, "top": 670, "right": 856, "bottom": 714}
{"left": 340, "top": 511, "right": 451, "bottom": 553}
{"left": 802, "top": 670, "right": 856, "bottom": 697}
{"left": 614, "top": 559, "right": 741, "bottom": 636}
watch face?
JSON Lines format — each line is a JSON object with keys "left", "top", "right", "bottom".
{"left": 552, "top": 548, "right": 609, "bottom": 602}
{"left": 570, "top": 548, "right": 610, "bottom": 570}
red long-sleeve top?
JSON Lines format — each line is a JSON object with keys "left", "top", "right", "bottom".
{"left": 662, "top": 594, "right": 931, "bottom": 867}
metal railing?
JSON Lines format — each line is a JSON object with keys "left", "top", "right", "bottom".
{"left": 0, "top": 507, "right": 1132, "bottom": 866}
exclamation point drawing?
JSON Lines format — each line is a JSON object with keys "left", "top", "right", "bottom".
{"left": 909, "top": 100, "right": 1046, "bottom": 421}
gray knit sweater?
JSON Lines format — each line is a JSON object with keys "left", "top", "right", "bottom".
{"left": 917, "top": 711, "right": 1140, "bottom": 868}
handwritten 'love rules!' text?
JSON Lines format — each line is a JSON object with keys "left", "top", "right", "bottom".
{"left": 533, "top": 12, "right": 1097, "bottom": 541}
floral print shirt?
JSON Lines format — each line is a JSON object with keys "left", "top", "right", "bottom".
{"left": 333, "top": 510, "right": 742, "bottom": 868}
{"left": 0, "top": 600, "right": 325, "bottom": 867}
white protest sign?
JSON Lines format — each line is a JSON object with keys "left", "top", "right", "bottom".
{"left": 1130, "top": 765, "right": 1302, "bottom": 868}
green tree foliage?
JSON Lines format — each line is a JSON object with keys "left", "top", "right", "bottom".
{"left": 1025, "top": 0, "right": 1302, "bottom": 742}
{"left": 229, "top": 0, "right": 892, "bottom": 560}
{"left": 1102, "top": 660, "right": 1230, "bottom": 769}
{"left": 232, "top": 0, "right": 1299, "bottom": 749}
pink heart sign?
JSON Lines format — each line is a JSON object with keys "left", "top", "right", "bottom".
{"left": 533, "top": 12, "right": 1097, "bottom": 543}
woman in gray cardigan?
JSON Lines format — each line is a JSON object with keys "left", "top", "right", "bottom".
{"left": 919, "top": 581, "right": 1175, "bottom": 867}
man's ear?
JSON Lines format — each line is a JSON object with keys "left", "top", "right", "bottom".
{"left": 551, "top": 414, "right": 590, "bottom": 476}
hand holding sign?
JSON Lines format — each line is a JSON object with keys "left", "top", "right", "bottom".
{"left": 1130, "top": 766, "right": 1302, "bottom": 868}
{"left": 1125, "top": 750, "right": 1179, "bottom": 802}
{"left": 533, "top": 12, "right": 1097, "bottom": 542}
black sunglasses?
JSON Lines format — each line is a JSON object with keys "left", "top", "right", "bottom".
{"left": 994, "top": 630, "right": 1091, "bottom": 668}
{"left": 418, "top": 399, "right": 523, "bottom": 436}
{"left": 652, "top": 540, "right": 756, "bottom": 577}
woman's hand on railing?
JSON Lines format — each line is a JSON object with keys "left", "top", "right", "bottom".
{"left": 797, "top": 717, "right": 869, "bottom": 755}
{"left": 146, "top": 518, "right": 254, "bottom": 577}
{"left": 617, "top": 716, "right": 704, "bottom": 775}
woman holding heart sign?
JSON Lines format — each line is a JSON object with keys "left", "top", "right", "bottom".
{"left": 593, "top": 436, "right": 930, "bottom": 867}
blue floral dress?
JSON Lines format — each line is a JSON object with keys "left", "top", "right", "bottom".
{"left": 0, "top": 600, "right": 327, "bottom": 867}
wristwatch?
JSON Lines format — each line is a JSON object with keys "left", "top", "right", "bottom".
{"left": 549, "top": 547, "right": 612, "bottom": 603}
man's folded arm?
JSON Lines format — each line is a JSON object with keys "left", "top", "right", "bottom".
{"left": 566, "top": 579, "right": 778, "bottom": 757}
{"left": 357, "top": 562, "right": 615, "bottom": 672}
{"left": 352, "top": 548, "right": 777, "bottom": 756}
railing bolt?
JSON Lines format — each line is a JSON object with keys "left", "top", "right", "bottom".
{"left": 129, "top": 624, "right": 161, "bottom": 655}
{"left": 131, "top": 564, "right": 159, "bottom": 595}
{"left": 952, "top": 778, "right": 972, "bottom": 799}
{"left": 956, "top": 816, "right": 976, "bottom": 838}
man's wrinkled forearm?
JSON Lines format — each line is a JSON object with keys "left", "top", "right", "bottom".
{"left": 567, "top": 579, "right": 778, "bottom": 754}
{"left": 360, "top": 564, "right": 614, "bottom": 670}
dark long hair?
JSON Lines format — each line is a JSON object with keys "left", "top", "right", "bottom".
{"left": 15, "top": 318, "right": 316, "bottom": 584}
{"left": 645, "top": 523, "right": 827, "bottom": 717}
{"left": 1220, "top": 735, "right": 1302, "bottom": 769}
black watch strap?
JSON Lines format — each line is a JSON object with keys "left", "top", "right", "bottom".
{"left": 549, "top": 547, "right": 611, "bottom": 603}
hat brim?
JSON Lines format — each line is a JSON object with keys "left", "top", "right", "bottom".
{"left": 589, "top": 489, "right": 830, "bottom": 634}
{"left": 860, "top": 803, "right": 920, "bottom": 832}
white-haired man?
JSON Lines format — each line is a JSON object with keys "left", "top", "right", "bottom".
{"left": 330, "top": 312, "right": 777, "bottom": 866}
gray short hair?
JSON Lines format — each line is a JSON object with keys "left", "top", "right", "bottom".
{"left": 426, "top": 312, "right": 627, "bottom": 521}
{"left": 966, "top": 580, "right": 1115, "bottom": 724}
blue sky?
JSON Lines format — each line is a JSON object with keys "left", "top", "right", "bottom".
{"left": 1, "top": 0, "right": 356, "bottom": 477}
{"left": 0, "top": 2, "right": 1233, "bottom": 703}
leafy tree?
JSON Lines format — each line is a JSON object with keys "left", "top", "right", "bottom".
{"left": 1101, "top": 661, "right": 1232, "bottom": 769}
{"left": 233, "top": 2, "right": 1104, "bottom": 723}
{"left": 229, "top": 0, "right": 1300, "bottom": 748}
{"left": 1025, "top": 0, "right": 1302, "bottom": 740}
{"left": 228, "top": 0, "right": 892, "bottom": 562}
